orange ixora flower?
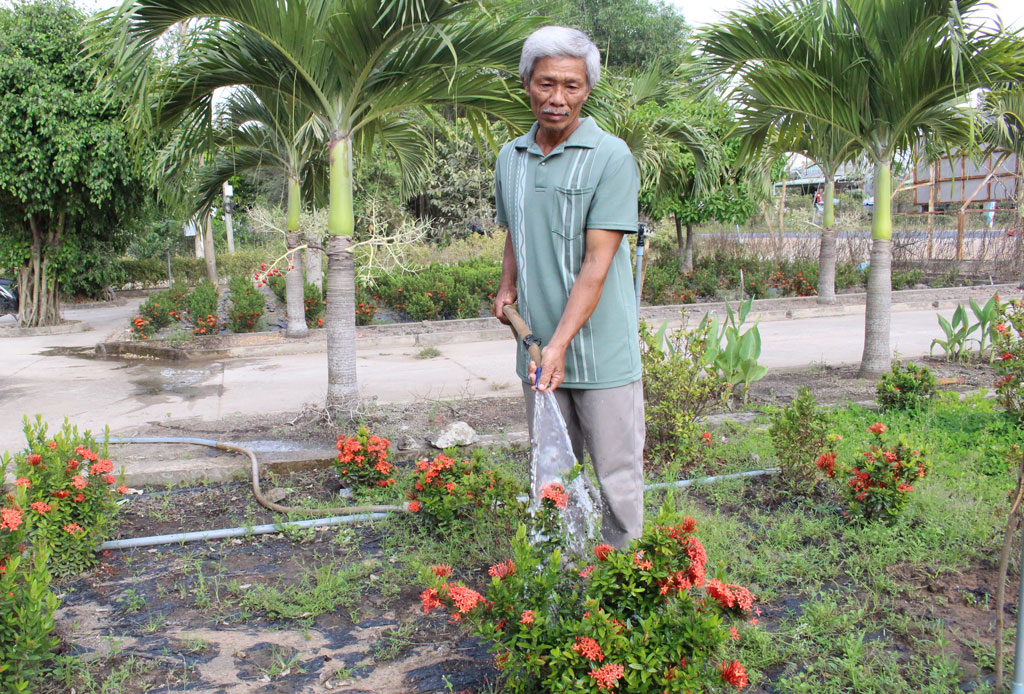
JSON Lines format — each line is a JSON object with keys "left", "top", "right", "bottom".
{"left": 588, "top": 663, "right": 625, "bottom": 690}
{"left": 0, "top": 507, "right": 23, "bottom": 532}
{"left": 867, "top": 422, "right": 888, "bottom": 435}
{"left": 63, "top": 522, "right": 83, "bottom": 535}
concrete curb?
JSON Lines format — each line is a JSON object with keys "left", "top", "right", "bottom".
{"left": 0, "top": 320, "right": 89, "bottom": 338}
{"left": 94, "top": 283, "right": 1018, "bottom": 361}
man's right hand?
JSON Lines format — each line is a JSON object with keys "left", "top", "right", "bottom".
{"left": 493, "top": 287, "right": 517, "bottom": 325}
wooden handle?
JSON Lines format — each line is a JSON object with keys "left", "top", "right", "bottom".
{"left": 502, "top": 304, "right": 543, "bottom": 365}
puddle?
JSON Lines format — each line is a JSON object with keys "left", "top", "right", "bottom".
{"left": 223, "top": 439, "right": 328, "bottom": 454}
{"left": 38, "top": 345, "right": 102, "bottom": 359}
{"left": 130, "top": 364, "right": 225, "bottom": 402}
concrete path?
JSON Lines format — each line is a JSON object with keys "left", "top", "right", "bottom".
{"left": 2, "top": 286, "right": 1020, "bottom": 458}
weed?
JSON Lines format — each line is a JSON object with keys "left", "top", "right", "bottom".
{"left": 414, "top": 346, "right": 442, "bottom": 359}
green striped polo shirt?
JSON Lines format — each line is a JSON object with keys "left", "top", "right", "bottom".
{"left": 495, "top": 117, "right": 642, "bottom": 389}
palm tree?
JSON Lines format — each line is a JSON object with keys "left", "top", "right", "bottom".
{"left": 193, "top": 86, "right": 321, "bottom": 338}
{"left": 703, "top": 0, "right": 1024, "bottom": 376}
{"left": 95, "top": 0, "right": 533, "bottom": 412}
{"left": 982, "top": 85, "right": 1024, "bottom": 287}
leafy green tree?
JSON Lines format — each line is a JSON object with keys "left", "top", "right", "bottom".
{"left": 98, "top": 0, "right": 534, "bottom": 412}
{"left": 516, "top": 0, "right": 689, "bottom": 71}
{"left": 642, "top": 98, "right": 763, "bottom": 273}
{"left": 704, "top": 0, "right": 1024, "bottom": 376}
{"left": 0, "top": 0, "right": 145, "bottom": 326}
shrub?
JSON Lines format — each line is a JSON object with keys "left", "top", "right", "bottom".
{"left": 876, "top": 361, "right": 936, "bottom": 412}
{"left": 406, "top": 452, "right": 521, "bottom": 530}
{"left": 0, "top": 455, "right": 60, "bottom": 693}
{"left": 303, "top": 281, "right": 324, "bottom": 328}
{"left": 421, "top": 509, "right": 755, "bottom": 693}
{"left": 186, "top": 280, "right": 220, "bottom": 335}
{"left": 355, "top": 284, "right": 378, "bottom": 326}
{"left": 227, "top": 275, "right": 265, "bottom": 333}
{"left": 335, "top": 427, "right": 395, "bottom": 489}
{"left": 640, "top": 318, "right": 729, "bottom": 464}
{"left": 373, "top": 257, "right": 500, "bottom": 320}
{"left": 822, "top": 423, "right": 929, "bottom": 523}
{"left": 994, "top": 298, "right": 1024, "bottom": 421}
{"left": 13, "top": 417, "right": 127, "bottom": 577}
{"left": 769, "top": 387, "right": 831, "bottom": 490}
{"left": 265, "top": 270, "right": 286, "bottom": 303}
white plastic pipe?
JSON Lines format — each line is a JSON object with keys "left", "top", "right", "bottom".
{"left": 100, "top": 513, "right": 389, "bottom": 550}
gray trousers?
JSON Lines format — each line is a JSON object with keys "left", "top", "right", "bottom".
{"left": 522, "top": 380, "right": 645, "bottom": 547}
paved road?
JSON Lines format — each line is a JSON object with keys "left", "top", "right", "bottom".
{"left": 1, "top": 288, "right": 1020, "bottom": 455}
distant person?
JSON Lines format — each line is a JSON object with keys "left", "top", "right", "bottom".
{"left": 492, "top": 26, "right": 645, "bottom": 547}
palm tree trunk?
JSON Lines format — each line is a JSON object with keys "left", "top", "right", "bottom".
{"left": 683, "top": 223, "right": 695, "bottom": 274}
{"left": 859, "top": 160, "right": 893, "bottom": 378}
{"left": 284, "top": 175, "right": 308, "bottom": 339}
{"left": 675, "top": 214, "right": 685, "bottom": 272}
{"left": 325, "top": 135, "right": 358, "bottom": 414}
{"left": 203, "top": 210, "right": 218, "bottom": 285}
{"left": 817, "top": 177, "right": 837, "bottom": 304}
{"left": 1017, "top": 156, "right": 1023, "bottom": 288}
{"left": 927, "top": 162, "right": 937, "bottom": 261}
{"left": 305, "top": 236, "right": 323, "bottom": 289}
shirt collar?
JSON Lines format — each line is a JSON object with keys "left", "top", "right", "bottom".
{"left": 514, "top": 117, "right": 600, "bottom": 156}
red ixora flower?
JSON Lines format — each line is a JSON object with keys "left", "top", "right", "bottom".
{"left": 540, "top": 482, "right": 568, "bottom": 509}
{"left": 1002, "top": 352, "right": 1016, "bottom": 360}
{"left": 816, "top": 451, "right": 836, "bottom": 477}
{"left": 520, "top": 610, "right": 535, "bottom": 625}
{"left": 719, "top": 660, "right": 749, "bottom": 689}
{"left": 588, "top": 663, "right": 625, "bottom": 690}
{"left": 488, "top": 559, "right": 516, "bottom": 580}
{"left": 431, "top": 563, "right": 452, "bottom": 577}
{"left": 71, "top": 475, "right": 87, "bottom": 490}
{"left": 867, "top": 422, "right": 888, "bottom": 435}
{"left": 420, "top": 588, "right": 441, "bottom": 614}
{"left": 408, "top": 500, "right": 421, "bottom": 512}
{"left": 1, "top": 507, "right": 23, "bottom": 532}
{"left": 30, "top": 501, "right": 51, "bottom": 514}
{"left": 14, "top": 478, "right": 30, "bottom": 489}
{"left": 572, "top": 636, "right": 605, "bottom": 662}
{"left": 63, "top": 522, "right": 83, "bottom": 535}
{"left": 594, "top": 544, "right": 614, "bottom": 561}
{"left": 26, "top": 454, "right": 42, "bottom": 466}
{"left": 448, "top": 585, "right": 484, "bottom": 614}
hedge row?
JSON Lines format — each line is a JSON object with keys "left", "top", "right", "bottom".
{"left": 114, "top": 250, "right": 268, "bottom": 289}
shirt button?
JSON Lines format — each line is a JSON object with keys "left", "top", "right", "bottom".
{"left": 540, "top": 162, "right": 545, "bottom": 166}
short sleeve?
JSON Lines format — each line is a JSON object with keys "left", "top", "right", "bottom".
{"left": 494, "top": 156, "right": 508, "bottom": 228}
{"left": 585, "top": 144, "right": 640, "bottom": 233}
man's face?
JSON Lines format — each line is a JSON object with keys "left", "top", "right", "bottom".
{"left": 524, "top": 56, "right": 591, "bottom": 137}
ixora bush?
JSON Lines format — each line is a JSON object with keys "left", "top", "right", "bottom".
{"left": 769, "top": 386, "right": 830, "bottom": 490}
{"left": 819, "top": 423, "right": 929, "bottom": 523}
{"left": 186, "top": 280, "right": 220, "bottom": 336}
{"left": 0, "top": 458, "right": 60, "bottom": 693}
{"left": 12, "top": 417, "right": 127, "bottom": 576}
{"left": 406, "top": 452, "right": 520, "bottom": 529}
{"left": 876, "top": 361, "right": 936, "bottom": 413}
{"left": 421, "top": 506, "right": 756, "bottom": 693}
{"left": 993, "top": 298, "right": 1024, "bottom": 420}
{"left": 227, "top": 275, "right": 265, "bottom": 333}
{"left": 335, "top": 427, "right": 395, "bottom": 489}
{"left": 128, "top": 283, "right": 187, "bottom": 340}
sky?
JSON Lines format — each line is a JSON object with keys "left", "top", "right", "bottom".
{"left": 669, "top": 0, "right": 1024, "bottom": 30}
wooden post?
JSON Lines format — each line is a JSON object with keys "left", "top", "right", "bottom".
{"left": 956, "top": 210, "right": 965, "bottom": 262}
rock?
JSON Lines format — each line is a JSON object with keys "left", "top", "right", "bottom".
{"left": 337, "top": 487, "right": 354, "bottom": 499}
{"left": 263, "top": 487, "right": 289, "bottom": 503}
{"left": 397, "top": 435, "right": 419, "bottom": 451}
{"left": 913, "top": 283, "right": 930, "bottom": 290}
{"left": 431, "top": 421, "right": 477, "bottom": 448}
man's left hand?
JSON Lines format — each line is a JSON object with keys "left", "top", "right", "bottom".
{"left": 529, "top": 344, "right": 567, "bottom": 392}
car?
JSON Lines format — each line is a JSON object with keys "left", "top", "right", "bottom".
{"left": 0, "top": 278, "right": 18, "bottom": 315}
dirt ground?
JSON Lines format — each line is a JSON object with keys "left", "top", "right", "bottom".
{"left": 49, "top": 358, "right": 1008, "bottom": 693}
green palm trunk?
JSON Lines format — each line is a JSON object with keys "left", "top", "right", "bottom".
{"left": 860, "top": 160, "right": 892, "bottom": 377}
{"left": 326, "top": 135, "right": 357, "bottom": 411}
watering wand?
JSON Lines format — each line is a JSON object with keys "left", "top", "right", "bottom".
{"left": 503, "top": 304, "right": 544, "bottom": 376}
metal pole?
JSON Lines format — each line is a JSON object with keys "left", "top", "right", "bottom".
{"left": 223, "top": 181, "right": 235, "bottom": 254}
{"left": 634, "top": 222, "right": 648, "bottom": 319}
{"left": 1011, "top": 533, "right": 1024, "bottom": 693}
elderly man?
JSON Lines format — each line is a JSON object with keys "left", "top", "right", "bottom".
{"left": 492, "top": 25, "right": 644, "bottom": 547}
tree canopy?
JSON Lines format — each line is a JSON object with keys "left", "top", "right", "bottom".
{"left": 0, "top": 0, "right": 145, "bottom": 322}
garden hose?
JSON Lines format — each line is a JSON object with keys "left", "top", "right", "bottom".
{"left": 107, "top": 436, "right": 408, "bottom": 517}
{"left": 502, "top": 304, "right": 543, "bottom": 366}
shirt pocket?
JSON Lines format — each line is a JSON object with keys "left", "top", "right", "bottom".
{"left": 552, "top": 186, "right": 595, "bottom": 240}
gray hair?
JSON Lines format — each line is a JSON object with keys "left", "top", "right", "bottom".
{"left": 519, "top": 26, "right": 600, "bottom": 89}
